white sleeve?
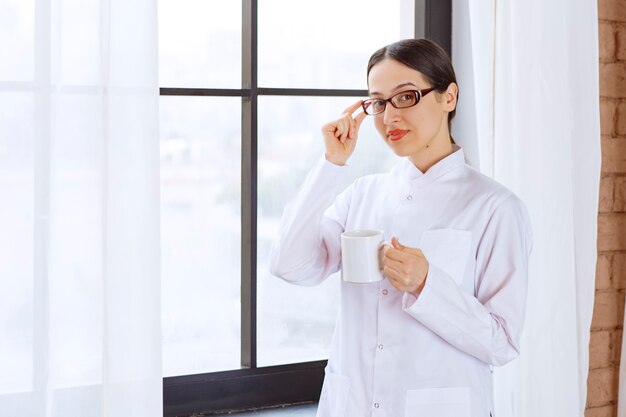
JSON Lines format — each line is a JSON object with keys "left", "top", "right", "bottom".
{"left": 268, "top": 156, "right": 354, "bottom": 286}
{"left": 401, "top": 193, "right": 533, "bottom": 366}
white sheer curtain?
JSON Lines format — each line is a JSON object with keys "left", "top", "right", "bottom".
{"left": 0, "top": 0, "right": 161, "bottom": 416}
{"left": 452, "top": 1, "right": 600, "bottom": 416}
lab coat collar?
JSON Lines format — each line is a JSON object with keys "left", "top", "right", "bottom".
{"left": 393, "top": 143, "right": 465, "bottom": 183}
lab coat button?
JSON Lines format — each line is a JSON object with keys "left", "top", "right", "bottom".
{"left": 382, "top": 289, "right": 388, "bottom": 295}
{"left": 406, "top": 194, "right": 413, "bottom": 201}
{"left": 374, "top": 402, "right": 380, "bottom": 408}
{"left": 378, "top": 344, "right": 384, "bottom": 350}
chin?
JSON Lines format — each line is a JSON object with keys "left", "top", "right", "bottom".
{"left": 384, "top": 139, "right": 420, "bottom": 157}
{"left": 386, "top": 146, "right": 410, "bottom": 157}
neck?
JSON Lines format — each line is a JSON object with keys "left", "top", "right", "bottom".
{"left": 409, "top": 136, "right": 455, "bottom": 173}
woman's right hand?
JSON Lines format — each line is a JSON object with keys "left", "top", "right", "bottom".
{"left": 321, "top": 100, "right": 368, "bottom": 166}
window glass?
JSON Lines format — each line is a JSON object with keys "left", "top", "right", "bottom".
{"left": 0, "top": 0, "right": 34, "bottom": 81}
{"left": 160, "top": 96, "right": 242, "bottom": 376}
{"left": 0, "top": 93, "right": 34, "bottom": 393}
{"left": 58, "top": 0, "right": 101, "bottom": 85}
{"left": 258, "top": 0, "right": 414, "bottom": 89}
{"left": 158, "top": 0, "right": 242, "bottom": 88}
{"left": 257, "top": 95, "right": 398, "bottom": 366}
{"left": 47, "top": 93, "right": 104, "bottom": 388}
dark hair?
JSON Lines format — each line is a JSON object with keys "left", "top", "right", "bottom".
{"left": 366, "top": 38, "right": 458, "bottom": 144}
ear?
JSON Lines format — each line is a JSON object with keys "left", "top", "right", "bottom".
{"left": 443, "top": 82, "right": 458, "bottom": 112}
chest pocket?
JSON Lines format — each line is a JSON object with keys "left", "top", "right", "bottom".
{"left": 418, "top": 228, "right": 472, "bottom": 285}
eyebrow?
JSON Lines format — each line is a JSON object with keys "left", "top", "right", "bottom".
{"left": 369, "top": 82, "right": 418, "bottom": 97}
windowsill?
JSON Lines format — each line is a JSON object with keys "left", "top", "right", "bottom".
{"left": 225, "top": 403, "right": 317, "bottom": 416}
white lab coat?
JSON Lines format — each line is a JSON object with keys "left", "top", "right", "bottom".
{"left": 268, "top": 144, "right": 533, "bottom": 417}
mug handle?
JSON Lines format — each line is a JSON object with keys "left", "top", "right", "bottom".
{"left": 378, "top": 240, "right": 391, "bottom": 274}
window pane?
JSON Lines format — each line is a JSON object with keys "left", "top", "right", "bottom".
{"left": 158, "top": 0, "right": 242, "bottom": 88}
{"left": 0, "top": 93, "right": 34, "bottom": 393}
{"left": 160, "top": 96, "right": 241, "bottom": 376}
{"left": 257, "top": 96, "right": 398, "bottom": 366}
{"left": 258, "top": 0, "right": 414, "bottom": 89}
{"left": 0, "top": 0, "right": 34, "bottom": 81}
{"left": 48, "top": 93, "right": 104, "bottom": 388}
{"left": 58, "top": 0, "right": 101, "bottom": 86}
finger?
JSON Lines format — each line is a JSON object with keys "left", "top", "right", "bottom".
{"left": 335, "top": 123, "right": 345, "bottom": 141}
{"left": 386, "top": 274, "right": 401, "bottom": 291}
{"left": 354, "top": 111, "right": 367, "bottom": 131}
{"left": 383, "top": 247, "right": 413, "bottom": 262}
{"left": 348, "top": 115, "right": 356, "bottom": 139}
{"left": 339, "top": 120, "right": 349, "bottom": 142}
{"left": 383, "top": 264, "right": 401, "bottom": 281}
{"left": 391, "top": 236, "right": 407, "bottom": 251}
{"left": 342, "top": 99, "right": 364, "bottom": 116}
{"left": 385, "top": 269, "right": 411, "bottom": 290}
{"left": 321, "top": 123, "right": 330, "bottom": 134}
{"left": 342, "top": 117, "right": 354, "bottom": 141}
{"left": 390, "top": 237, "right": 423, "bottom": 257}
{"left": 383, "top": 257, "right": 406, "bottom": 274}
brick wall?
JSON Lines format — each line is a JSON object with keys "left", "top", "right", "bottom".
{"left": 586, "top": 1, "right": 626, "bottom": 416}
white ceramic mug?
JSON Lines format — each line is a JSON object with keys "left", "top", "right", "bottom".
{"left": 340, "top": 229, "right": 385, "bottom": 283}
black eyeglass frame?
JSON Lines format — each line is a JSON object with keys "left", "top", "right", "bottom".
{"left": 361, "top": 88, "right": 436, "bottom": 115}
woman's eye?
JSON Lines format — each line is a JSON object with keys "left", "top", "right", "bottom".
{"left": 398, "top": 93, "right": 412, "bottom": 102}
{"left": 372, "top": 100, "right": 385, "bottom": 109}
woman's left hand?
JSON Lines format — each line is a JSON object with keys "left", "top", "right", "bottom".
{"left": 381, "top": 236, "right": 429, "bottom": 296}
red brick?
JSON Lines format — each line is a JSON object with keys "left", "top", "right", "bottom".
{"left": 599, "top": 0, "right": 626, "bottom": 22}
{"left": 614, "top": 252, "right": 626, "bottom": 289}
{"left": 600, "top": 63, "right": 626, "bottom": 98}
{"left": 598, "top": 213, "right": 626, "bottom": 251}
{"left": 613, "top": 329, "right": 622, "bottom": 365}
{"left": 601, "top": 137, "right": 626, "bottom": 174}
{"left": 601, "top": 99, "right": 617, "bottom": 136}
{"left": 585, "top": 404, "right": 617, "bottom": 417}
{"left": 617, "top": 23, "right": 626, "bottom": 61}
{"left": 615, "top": 177, "right": 626, "bottom": 212}
{"left": 617, "top": 101, "right": 626, "bottom": 136}
{"left": 597, "top": 253, "right": 612, "bottom": 289}
{"left": 600, "top": 176, "right": 615, "bottom": 213}
{"left": 590, "top": 330, "right": 612, "bottom": 368}
{"left": 587, "top": 367, "right": 618, "bottom": 407}
{"left": 600, "top": 21, "right": 616, "bottom": 61}
{"left": 591, "top": 290, "right": 625, "bottom": 329}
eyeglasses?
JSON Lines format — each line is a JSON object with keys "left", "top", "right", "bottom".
{"left": 361, "top": 88, "right": 435, "bottom": 115}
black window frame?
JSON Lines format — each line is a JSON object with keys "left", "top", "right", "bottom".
{"left": 161, "top": 1, "right": 451, "bottom": 415}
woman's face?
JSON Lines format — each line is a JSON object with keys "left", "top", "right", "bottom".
{"left": 367, "top": 58, "right": 456, "bottom": 161}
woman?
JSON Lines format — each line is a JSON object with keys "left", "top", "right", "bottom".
{"left": 269, "top": 38, "right": 533, "bottom": 417}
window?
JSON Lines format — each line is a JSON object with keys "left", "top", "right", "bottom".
{"left": 159, "top": 1, "right": 451, "bottom": 415}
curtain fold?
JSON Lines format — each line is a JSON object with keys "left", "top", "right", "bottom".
{"left": 0, "top": 0, "right": 161, "bottom": 415}
{"left": 452, "top": 1, "right": 600, "bottom": 416}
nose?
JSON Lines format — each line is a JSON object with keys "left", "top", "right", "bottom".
{"left": 382, "top": 103, "right": 402, "bottom": 125}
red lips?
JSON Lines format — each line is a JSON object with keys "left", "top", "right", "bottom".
{"left": 387, "top": 129, "right": 409, "bottom": 141}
